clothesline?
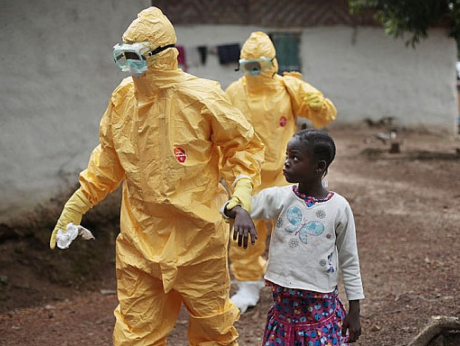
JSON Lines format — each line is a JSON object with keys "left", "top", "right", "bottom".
{"left": 176, "top": 43, "right": 241, "bottom": 71}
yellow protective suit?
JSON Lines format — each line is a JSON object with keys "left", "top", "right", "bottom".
{"left": 56, "top": 8, "right": 264, "bottom": 346}
{"left": 225, "top": 31, "right": 337, "bottom": 282}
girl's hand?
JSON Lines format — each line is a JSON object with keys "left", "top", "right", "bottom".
{"left": 231, "top": 206, "right": 257, "bottom": 248}
{"left": 342, "top": 300, "right": 361, "bottom": 343}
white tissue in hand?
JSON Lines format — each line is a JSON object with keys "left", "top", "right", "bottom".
{"left": 56, "top": 223, "right": 79, "bottom": 249}
{"left": 79, "top": 227, "right": 95, "bottom": 240}
{"left": 56, "top": 223, "right": 95, "bottom": 249}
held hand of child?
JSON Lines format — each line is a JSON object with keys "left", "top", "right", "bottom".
{"left": 231, "top": 206, "right": 257, "bottom": 249}
{"left": 342, "top": 300, "right": 361, "bottom": 343}
{"left": 227, "top": 177, "right": 253, "bottom": 213}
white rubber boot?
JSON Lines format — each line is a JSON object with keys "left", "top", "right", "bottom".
{"left": 230, "top": 280, "right": 265, "bottom": 314}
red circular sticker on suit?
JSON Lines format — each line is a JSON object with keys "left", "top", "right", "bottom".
{"left": 279, "top": 116, "right": 287, "bottom": 127}
{"left": 174, "top": 147, "right": 187, "bottom": 163}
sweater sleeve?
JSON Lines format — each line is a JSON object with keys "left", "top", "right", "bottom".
{"left": 251, "top": 186, "right": 285, "bottom": 220}
{"left": 336, "top": 202, "right": 365, "bottom": 301}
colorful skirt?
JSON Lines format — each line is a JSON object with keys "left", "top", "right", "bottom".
{"left": 263, "top": 283, "right": 348, "bottom": 346}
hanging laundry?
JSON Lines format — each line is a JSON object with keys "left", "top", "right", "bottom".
{"left": 198, "top": 46, "right": 208, "bottom": 65}
{"left": 176, "top": 45, "right": 187, "bottom": 71}
{"left": 217, "top": 44, "right": 240, "bottom": 65}
{"left": 184, "top": 46, "right": 201, "bottom": 68}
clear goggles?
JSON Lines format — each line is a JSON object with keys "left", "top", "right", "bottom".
{"left": 113, "top": 42, "right": 175, "bottom": 72}
{"left": 236, "top": 56, "right": 274, "bottom": 76}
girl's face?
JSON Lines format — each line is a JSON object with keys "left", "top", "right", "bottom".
{"left": 283, "top": 137, "right": 318, "bottom": 184}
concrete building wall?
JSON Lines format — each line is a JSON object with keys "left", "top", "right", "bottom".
{"left": 0, "top": 1, "right": 457, "bottom": 224}
{"left": 0, "top": 0, "right": 150, "bottom": 223}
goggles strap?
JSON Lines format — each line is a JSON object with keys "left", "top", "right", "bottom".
{"left": 148, "top": 44, "right": 176, "bottom": 57}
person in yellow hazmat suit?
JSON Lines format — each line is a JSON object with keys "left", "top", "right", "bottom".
{"left": 225, "top": 31, "right": 337, "bottom": 314}
{"left": 49, "top": 7, "right": 264, "bottom": 346}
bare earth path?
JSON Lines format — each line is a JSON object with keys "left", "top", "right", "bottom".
{"left": 1, "top": 126, "right": 459, "bottom": 346}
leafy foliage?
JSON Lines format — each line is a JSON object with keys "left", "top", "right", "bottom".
{"left": 349, "top": 0, "right": 460, "bottom": 47}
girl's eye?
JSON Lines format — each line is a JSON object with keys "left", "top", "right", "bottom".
{"left": 286, "top": 154, "right": 300, "bottom": 162}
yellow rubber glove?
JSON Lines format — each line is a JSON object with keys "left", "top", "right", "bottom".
{"left": 226, "top": 177, "right": 253, "bottom": 213}
{"left": 305, "top": 92, "right": 324, "bottom": 111}
{"left": 50, "top": 188, "right": 93, "bottom": 250}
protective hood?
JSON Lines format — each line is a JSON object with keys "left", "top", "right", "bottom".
{"left": 241, "top": 31, "right": 279, "bottom": 86}
{"left": 122, "top": 7, "right": 178, "bottom": 72}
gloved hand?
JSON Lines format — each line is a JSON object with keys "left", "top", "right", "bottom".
{"left": 50, "top": 188, "right": 93, "bottom": 250}
{"left": 226, "top": 177, "right": 253, "bottom": 213}
{"left": 305, "top": 92, "right": 324, "bottom": 111}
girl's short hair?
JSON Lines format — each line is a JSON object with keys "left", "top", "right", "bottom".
{"left": 293, "top": 128, "right": 336, "bottom": 169}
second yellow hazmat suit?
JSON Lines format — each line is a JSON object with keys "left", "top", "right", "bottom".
{"left": 225, "top": 31, "right": 337, "bottom": 306}
{"left": 49, "top": 8, "right": 264, "bottom": 346}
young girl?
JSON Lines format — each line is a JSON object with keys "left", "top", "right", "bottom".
{"left": 223, "top": 128, "right": 364, "bottom": 345}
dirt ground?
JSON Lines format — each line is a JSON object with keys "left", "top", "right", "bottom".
{"left": 1, "top": 125, "right": 459, "bottom": 346}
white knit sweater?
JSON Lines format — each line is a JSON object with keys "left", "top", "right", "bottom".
{"left": 251, "top": 185, "right": 365, "bottom": 301}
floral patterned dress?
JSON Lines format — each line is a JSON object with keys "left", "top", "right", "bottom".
{"left": 263, "top": 283, "right": 349, "bottom": 346}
